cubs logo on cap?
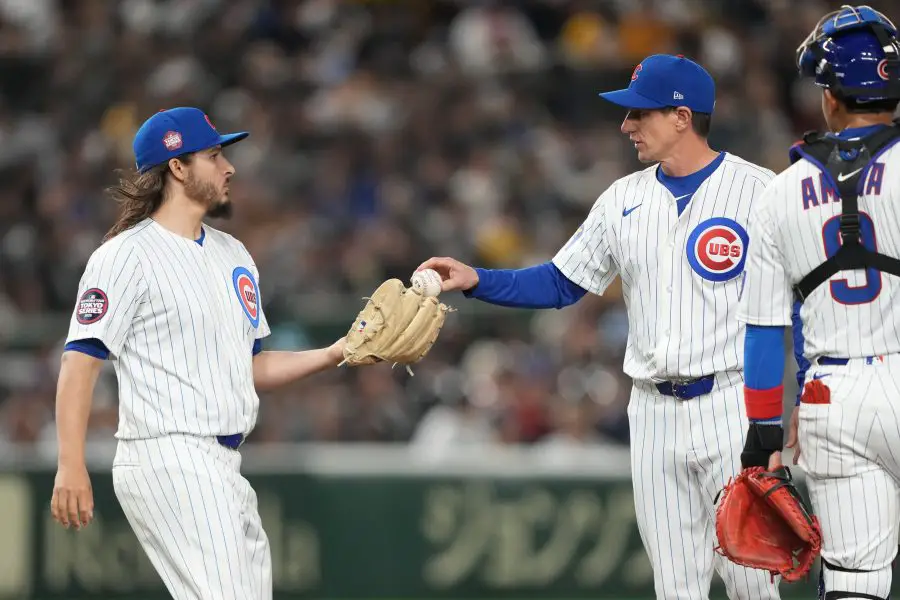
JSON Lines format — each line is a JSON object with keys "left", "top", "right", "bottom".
{"left": 686, "top": 218, "right": 749, "bottom": 282}
{"left": 232, "top": 267, "right": 260, "bottom": 328}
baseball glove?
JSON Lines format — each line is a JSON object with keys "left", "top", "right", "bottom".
{"left": 339, "top": 278, "right": 452, "bottom": 373}
{"left": 714, "top": 466, "right": 822, "bottom": 582}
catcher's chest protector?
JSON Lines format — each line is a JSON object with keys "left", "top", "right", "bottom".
{"left": 790, "top": 120, "right": 900, "bottom": 302}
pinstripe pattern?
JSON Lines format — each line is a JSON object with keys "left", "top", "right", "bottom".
{"left": 67, "top": 218, "right": 274, "bottom": 598}
{"left": 629, "top": 374, "right": 779, "bottom": 600}
{"left": 553, "top": 155, "right": 774, "bottom": 381}
{"left": 798, "top": 355, "right": 900, "bottom": 598}
{"left": 740, "top": 141, "right": 900, "bottom": 598}
{"left": 553, "top": 154, "right": 777, "bottom": 599}
{"left": 738, "top": 144, "right": 900, "bottom": 358}
{"left": 113, "top": 434, "right": 272, "bottom": 600}
{"left": 66, "top": 218, "right": 271, "bottom": 438}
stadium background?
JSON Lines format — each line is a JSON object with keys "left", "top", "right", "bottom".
{"left": 0, "top": 0, "right": 897, "bottom": 598}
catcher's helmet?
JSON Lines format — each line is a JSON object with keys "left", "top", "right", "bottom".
{"left": 797, "top": 5, "right": 900, "bottom": 103}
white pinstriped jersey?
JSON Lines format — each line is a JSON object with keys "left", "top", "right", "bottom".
{"left": 738, "top": 142, "right": 900, "bottom": 359}
{"left": 66, "top": 218, "right": 270, "bottom": 439}
{"left": 553, "top": 154, "right": 774, "bottom": 382}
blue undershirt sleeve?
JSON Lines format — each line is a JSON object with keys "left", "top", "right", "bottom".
{"left": 744, "top": 325, "right": 786, "bottom": 390}
{"left": 252, "top": 339, "right": 262, "bottom": 356}
{"left": 463, "top": 262, "right": 587, "bottom": 309}
{"left": 64, "top": 338, "right": 111, "bottom": 360}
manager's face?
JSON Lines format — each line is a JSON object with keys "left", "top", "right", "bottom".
{"left": 620, "top": 107, "right": 687, "bottom": 164}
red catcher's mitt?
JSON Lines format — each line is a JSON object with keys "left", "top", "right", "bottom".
{"left": 714, "top": 466, "right": 822, "bottom": 582}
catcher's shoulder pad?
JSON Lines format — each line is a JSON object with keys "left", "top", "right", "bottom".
{"left": 714, "top": 466, "right": 822, "bottom": 583}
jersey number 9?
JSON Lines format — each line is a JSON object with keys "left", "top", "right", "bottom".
{"left": 822, "top": 212, "right": 881, "bottom": 305}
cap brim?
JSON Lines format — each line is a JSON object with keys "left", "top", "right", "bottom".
{"left": 598, "top": 89, "right": 668, "bottom": 109}
{"left": 217, "top": 132, "right": 249, "bottom": 147}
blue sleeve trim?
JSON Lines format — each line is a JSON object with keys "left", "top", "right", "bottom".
{"left": 64, "top": 338, "right": 111, "bottom": 360}
{"left": 463, "top": 262, "right": 587, "bottom": 309}
{"left": 744, "top": 325, "right": 785, "bottom": 390}
{"left": 252, "top": 339, "right": 262, "bottom": 356}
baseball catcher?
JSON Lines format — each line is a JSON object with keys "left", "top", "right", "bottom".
{"left": 340, "top": 278, "right": 452, "bottom": 373}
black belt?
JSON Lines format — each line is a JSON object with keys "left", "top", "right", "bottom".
{"left": 216, "top": 434, "right": 245, "bottom": 449}
{"left": 655, "top": 374, "right": 715, "bottom": 399}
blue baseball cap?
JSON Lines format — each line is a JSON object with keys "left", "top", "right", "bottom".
{"left": 133, "top": 107, "right": 249, "bottom": 173}
{"left": 599, "top": 54, "right": 716, "bottom": 114}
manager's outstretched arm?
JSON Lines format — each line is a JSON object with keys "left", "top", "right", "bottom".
{"left": 52, "top": 350, "right": 104, "bottom": 531}
{"left": 417, "top": 188, "right": 619, "bottom": 309}
{"left": 416, "top": 258, "right": 587, "bottom": 309}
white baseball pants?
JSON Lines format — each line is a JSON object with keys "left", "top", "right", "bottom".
{"left": 628, "top": 372, "right": 781, "bottom": 600}
{"left": 800, "top": 354, "right": 900, "bottom": 600}
{"left": 112, "top": 434, "right": 272, "bottom": 600}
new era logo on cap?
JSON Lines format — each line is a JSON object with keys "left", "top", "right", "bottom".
{"left": 674, "top": 91, "right": 684, "bottom": 100}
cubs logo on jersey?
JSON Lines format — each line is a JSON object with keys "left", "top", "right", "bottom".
{"left": 232, "top": 266, "right": 260, "bottom": 328}
{"left": 686, "top": 217, "right": 749, "bottom": 282}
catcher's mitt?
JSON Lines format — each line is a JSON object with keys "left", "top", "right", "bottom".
{"left": 340, "top": 279, "right": 452, "bottom": 373}
{"left": 714, "top": 466, "right": 822, "bottom": 582}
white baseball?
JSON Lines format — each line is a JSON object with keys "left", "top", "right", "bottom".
{"left": 411, "top": 268, "right": 442, "bottom": 297}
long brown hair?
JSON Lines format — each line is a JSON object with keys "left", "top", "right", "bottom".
{"left": 103, "top": 154, "right": 193, "bottom": 242}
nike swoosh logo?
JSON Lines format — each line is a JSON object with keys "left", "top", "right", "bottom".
{"left": 674, "top": 193, "right": 691, "bottom": 201}
{"left": 837, "top": 168, "right": 862, "bottom": 182}
{"left": 623, "top": 204, "right": 642, "bottom": 217}
{"left": 812, "top": 373, "right": 832, "bottom": 380}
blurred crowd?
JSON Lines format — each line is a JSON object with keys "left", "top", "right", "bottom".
{"left": 0, "top": 0, "right": 886, "bottom": 455}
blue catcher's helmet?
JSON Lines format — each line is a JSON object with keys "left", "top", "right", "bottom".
{"left": 796, "top": 5, "right": 900, "bottom": 103}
